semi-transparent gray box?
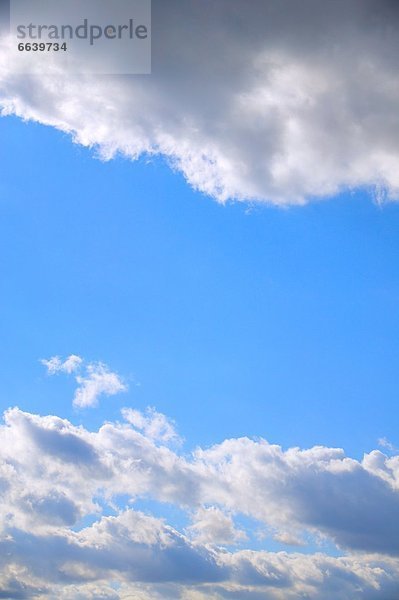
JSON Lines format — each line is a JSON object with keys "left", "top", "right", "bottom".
{"left": 9, "top": 0, "right": 151, "bottom": 74}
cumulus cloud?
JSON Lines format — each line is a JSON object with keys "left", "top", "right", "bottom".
{"left": 1, "top": 403, "right": 399, "bottom": 597}
{"left": 41, "top": 355, "right": 127, "bottom": 408}
{"left": 2, "top": 1, "right": 399, "bottom": 204}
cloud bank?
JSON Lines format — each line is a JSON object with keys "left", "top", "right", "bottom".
{"left": 2, "top": 0, "right": 399, "bottom": 204}
{"left": 1, "top": 401, "right": 399, "bottom": 598}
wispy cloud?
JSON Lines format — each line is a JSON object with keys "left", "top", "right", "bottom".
{"left": 41, "top": 354, "right": 83, "bottom": 375}
{"left": 378, "top": 437, "right": 398, "bottom": 453}
{"left": 122, "top": 407, "right": 181, "bottom": 445}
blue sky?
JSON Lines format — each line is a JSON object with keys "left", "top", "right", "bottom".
{"left": 1, "top": 115, "right": 398, "bottom": 457}
{"left": 2, "top": 2, "right": 399, "bottom": 597}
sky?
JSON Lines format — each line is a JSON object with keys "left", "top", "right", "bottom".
{"left": 1, "top": 1, "right": 399, "bottom": 599}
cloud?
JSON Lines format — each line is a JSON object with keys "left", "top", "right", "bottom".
{"left": 2, "top": 1, "right": 399, "bottom": 205}
{"left": 3, "top": 407, "right": 399, "bottom": 554}
{"left": 73, "top": 362, "right": 127, "bottom": 408}
{"left": 378, "top": 437, "right": 398, "bottom": 453}
{"left": 122, "top": 407, "right": 180, "bottom": 445}
{"left": 2, "top": 403, "right": 399, "bottom": 597}
{"left": 187, "top": 506, "right": 247, "bottom": 546}
{"left": 1, "top": 512, "right": 399, "bottom": 599}
{"left": 41, "top": 356, "right": 127, "bottom": 408}
{"left": 41, "top": 355, "right": 83, "bottom": 375}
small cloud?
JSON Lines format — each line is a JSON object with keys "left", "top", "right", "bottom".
{"left": 273, "top": 531, "right": 305, "bottom": 547}
{"left": 122, "top": 407, "right": 180, "bottom": 444}
{"left": 74, "top": 363, "right": 127, "bottom": 409}
{"left": 40, "top": 355, "right": 127, "bottom": 409}
{"left": 378, "top": 437, "right": 398, "bottom": 453}
{"left": 41, "top": 355, "right": 83, "bottom": 375}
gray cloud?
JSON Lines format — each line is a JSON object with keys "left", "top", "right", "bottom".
{"left": 1, "top": 406, "right": 399, "bottom": 597}
{"left": 2, "top": 1, "right": 399, "bottom": 204}
{"left": 2, "top": 522, "right": 399, "bottom": 599}
{"left": 2, "top": 408, "right": 399, "bottom": 555}
{"left": 289, "top": 465, "right": 399, "bottom": 554}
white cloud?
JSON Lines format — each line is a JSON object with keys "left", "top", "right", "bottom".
{"left": 74, "top": 362, "right": 127, "bottom": 408}
{"left": 2, "top": 404, "right": 399, "bottom": 597}
{"left": 122, "top": 407, "right": 180, "bottom": 444}
{"left": 41, "top": 354, "right": 83, "bottom": 375}
{"left": 187, "top": 506, "right": 247, "bottom": 546}
{"left": 3, "top": 406, "right": 399, "bottom": 555}
{"left": 1, "top": 507, "right": 399, "bottom": 599}
{"left": 2, "top": 1, "right": 399, "bottom": 205}
{"left": 378, "top": 437, "right": 398, "bottom": 453}
{"left": 41, "top": 356, "right": 127, "bottom": 409}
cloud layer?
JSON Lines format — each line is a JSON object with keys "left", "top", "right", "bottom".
{"left": 1, "top": 402, "right": 399, "bottom": 598}
{"left": 2, "top": 0, "right": 399, "bottom": 204}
